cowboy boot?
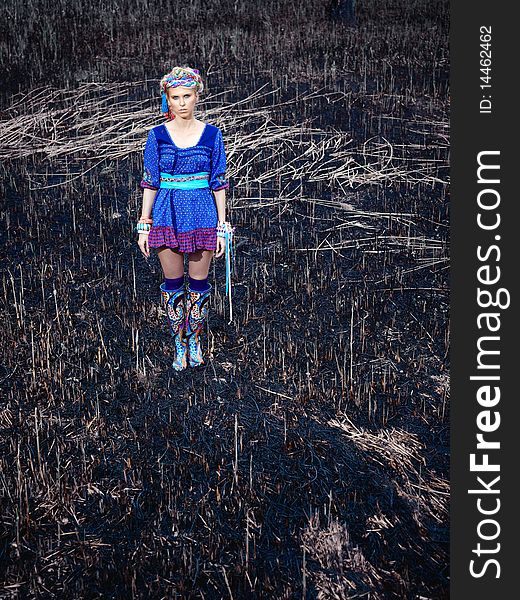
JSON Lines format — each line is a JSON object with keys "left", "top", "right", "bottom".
{"left": 160, "top": 282, "right": 188, "bottom": 371}
{"left": 185, "top": 283, "right": 212, "bottom": 367}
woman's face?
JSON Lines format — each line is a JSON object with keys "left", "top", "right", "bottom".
{"left": 167, "top": 86, "right": 198, "bottom": 118}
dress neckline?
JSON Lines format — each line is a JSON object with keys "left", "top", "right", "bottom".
{"left": 163, "top": 122, "right": 207, "bottom": 149}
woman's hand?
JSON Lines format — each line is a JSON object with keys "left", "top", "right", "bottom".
{"left": 215, "top": 236, "right": 225, "bottom": 258}
{"left": 138, "top": 233, "right": 150, "bottom": 258}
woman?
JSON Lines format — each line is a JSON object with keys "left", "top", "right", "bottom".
{"left": 135, "top": 66, "right": 234, "bottom": 371}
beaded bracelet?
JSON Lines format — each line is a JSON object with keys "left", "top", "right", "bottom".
{"left": 217, "top": 221, "right": 235, "bottom": 238}
{"left": 135, "top": 222, "right": 151, "bottom": 234}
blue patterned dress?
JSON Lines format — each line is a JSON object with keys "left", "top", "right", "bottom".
{"left": 140, "top": 122, "right": 229, "bottom": 252}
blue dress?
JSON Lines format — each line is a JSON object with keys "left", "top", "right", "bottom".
{"left": 140, "top": 122, "right": 229, "bottom": 253}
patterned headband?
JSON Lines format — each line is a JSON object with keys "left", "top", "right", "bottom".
{"left": 160, "top": 67, "right": 203, "bottom": 114}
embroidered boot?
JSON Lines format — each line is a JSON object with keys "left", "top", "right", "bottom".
{"left": 160, "top": 282, "right": 188, "bottom": 371}
{"left": 185, "top": 283, "right": 212, "bottom": 367}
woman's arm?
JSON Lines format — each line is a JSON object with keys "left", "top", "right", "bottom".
{"left": 140, "top": 188, "right": 157, "bottom": 219}
{"left": 214, "top": 188, "right": 226, "bottom": 223}
{"left": 136, "top": 188, "right": 157, "bottom": 259}
{"left": 209, "top": 128, "right": 229, "bottom": 225}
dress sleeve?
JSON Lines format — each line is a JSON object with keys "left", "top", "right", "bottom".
{"left": 209, "top": 128, "right": 230, "bottom": 191}
{"left": 140, "top": 129, "right": 160, "bottom": 190}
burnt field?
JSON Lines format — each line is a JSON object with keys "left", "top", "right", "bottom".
{"left": 0, "top": 1, "right": 449, "bottom": 598}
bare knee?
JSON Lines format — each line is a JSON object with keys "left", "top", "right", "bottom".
{"left": 158, "top": 247, "right": 185, "bottom": 278}
{"left": 188, "top": 249, "right": 214, "bottom": 279}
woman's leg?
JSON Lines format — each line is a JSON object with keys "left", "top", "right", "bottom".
{"left": 187, "top": 249, "right": 214, "bottom": 281}
{"left": 157, "top": 246, "right": 185, "bottom": 278}
{"left": 185, "top": 249, "right": 214, "bottom": 367}
{"left": 157, "top": 246, "right": 188, "bottom": 370}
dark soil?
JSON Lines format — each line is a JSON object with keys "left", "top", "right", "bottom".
{"left": 0, "top": 1, "right": 449, "bottom": 598}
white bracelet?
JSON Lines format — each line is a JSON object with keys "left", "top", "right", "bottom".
{"left": 217, "top": 221, "right": 235, "bottom": 238}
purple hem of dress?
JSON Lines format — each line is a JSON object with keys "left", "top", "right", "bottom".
{"left": 149, "top": 226, "right": 217, "bottom": 253}
{"left": 140, "top": 181, "right": 159, "bottom": 190}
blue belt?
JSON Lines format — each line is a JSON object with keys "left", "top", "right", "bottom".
{"left": 159, "top": 171, "right": 210, "bottom": 189}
